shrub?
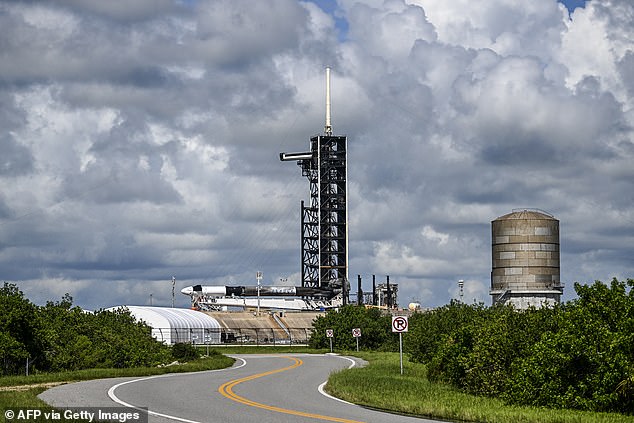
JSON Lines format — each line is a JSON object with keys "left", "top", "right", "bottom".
{"left": 1, "top": 284, "right": 171, "bottom": 374}
{"left": 171, "top": 343, "right": 200, "bottom": 361}
{"left": 408, "top": 278, "right": 634, "bottom": 414}
{"left": 309, "top": 305, "right": 395, "bottom": 351}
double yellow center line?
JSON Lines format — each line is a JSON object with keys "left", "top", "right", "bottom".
{"left": 218, "top": 356, "right": 364, "bottom": 423}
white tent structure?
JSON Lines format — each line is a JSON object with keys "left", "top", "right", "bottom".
{"left": 109, "top": 306, "right": 222, "bottom": 345}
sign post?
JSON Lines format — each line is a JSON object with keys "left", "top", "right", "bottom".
{"left": 352, "top": 328, "right": 361, "bottom": 352}
{"left": 392, "top": 316, "right": 408, "bottom": 375}
{"left": 326, "top": 329, "right": 334, "bottom": 353}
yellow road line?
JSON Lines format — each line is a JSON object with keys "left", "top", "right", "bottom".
{"left": 218, "top": 356, "right": 365, "bottom": 423}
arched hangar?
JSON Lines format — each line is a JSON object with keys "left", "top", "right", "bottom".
{"left": 110, "top": 306, "right": 221, "bottom": 345}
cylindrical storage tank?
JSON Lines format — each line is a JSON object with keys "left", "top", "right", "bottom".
{"left": 491, "top": 209, "right": 561, "bottom": 307}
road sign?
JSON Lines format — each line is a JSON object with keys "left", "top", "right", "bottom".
{"left": 392, "top": 316, "right": 408, "bottom": 333}
{"left": 326, "top": 329, "right": 334, "bottom": 338}
{"left": 391, "top": 316, "right": 409, "bottom": 375}
{"left": 352, "top": 328, "right": 361, "bottom": 352}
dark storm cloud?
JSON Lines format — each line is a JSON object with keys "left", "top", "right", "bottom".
{"left": 61, "top": 115, "right": 182, "bottom": 205}
{"left": 0, "top": 0, "right": 631, "bottom": 310}
{"left": 55, "top": 0, "right": 182, "bottom": 22}
{"left": 0, "top": 134, "right": 34, "bottom": 176}
{"left": 0, "top": 194, "right": 12, "bottom": 219}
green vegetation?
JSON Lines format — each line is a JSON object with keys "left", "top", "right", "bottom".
{"left": 326, "top": 352, "right": 633, "bottom": 423}
{"left": 0, "top": 282, "right": 234, "bottom": 416}
{"left": 3, "top": 277, "right": 632, "bottom": 422}
{"left": 411, "top": 278, "right": 634, "bottom": 414}
{"left": 1, "top": 283, "right": 172, "bottom": 375}
{"left": 172, "top": 342, "right": 201, "bottom": 361}
{"left": 311, "top": 278, "right": 634, "bottom": 417}
{"left": 310, "top": 304, "right": 398, "bottom": 351}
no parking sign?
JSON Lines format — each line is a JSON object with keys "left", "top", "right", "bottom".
{"left": 326, "top": 329, "right": 334, "bottom": 353}
{"left": 392, "top": 316, "right": 408, "bottom": 333}
{"left": 392, "top": 315, "right": 408, "bottom": 375}
{"left": 352, "top": 328, "right": 361, "bottom": 352}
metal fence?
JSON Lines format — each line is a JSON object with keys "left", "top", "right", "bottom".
{"left": 152, "top": 327, "right": 313, "bottom": 346}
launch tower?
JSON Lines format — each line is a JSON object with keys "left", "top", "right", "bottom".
{"left": 280, "top": 68, "right": 348, "bottom": 303}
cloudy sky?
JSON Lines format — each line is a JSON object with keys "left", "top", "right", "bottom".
{"left": 1, "top": 0, "right": 632, "bottom": 310}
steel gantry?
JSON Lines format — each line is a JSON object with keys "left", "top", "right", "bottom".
{"left": 280, "top": 68, "right": 348, "bottom": 303}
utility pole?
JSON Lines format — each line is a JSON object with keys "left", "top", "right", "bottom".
{"left": 256, "top": 271, "right": 263, "bottom": 316}
{"left": 172, "top": 276, "right": 176, "bottom": 308}
{"left": 386, "top": 275, "right": 391, "bottom": 309}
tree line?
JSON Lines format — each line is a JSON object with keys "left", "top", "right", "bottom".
{"left": 0, "top": 283, "right": 171, "bottom": 375}
{"left": 310, "top": 278, "right": 634, "bottom": 414}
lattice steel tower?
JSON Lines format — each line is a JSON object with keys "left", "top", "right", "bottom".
{"left": 280, "top": 68, "right": 348, "bottom": 302}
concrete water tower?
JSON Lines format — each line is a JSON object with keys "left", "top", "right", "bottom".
{"left": 490, "top": 209, "right": 563, "bottom": 309}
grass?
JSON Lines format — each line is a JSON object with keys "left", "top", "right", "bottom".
{"left": 325, "top": 352, "right": 634, "bottom": 423}
{"left": 0, "top": 354, "right": 234, "bottom": 388}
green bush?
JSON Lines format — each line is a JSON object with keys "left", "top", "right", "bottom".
{"left": 504, "top": 279, "right": 634, "bottom": 413}
{"left": 407, "top": 278, "right": 634, "bottom": 415}
{"left": 0, "top": 284, "right": 47, "bottom": 375}
{"left": 171, "top": 343, "right": 200, "bottom": 361}
{"left": 309, "top": 305, "right": 395, "bottom": 351}
{"left": 406, "top": 300, "right": 486, "bottom": 364}
{"left": 0, "top": 283, "right": 171, "bottom": 374}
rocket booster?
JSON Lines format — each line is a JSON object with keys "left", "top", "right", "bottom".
{"left": 180, "top": 284, "right": 336, "bottom": 299}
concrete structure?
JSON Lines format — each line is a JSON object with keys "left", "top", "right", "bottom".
{"left": 204, "top": 311, "right": 321, "bottom": 344}
{"left": 490, "top": 209, "right": 563, "bottom": 309}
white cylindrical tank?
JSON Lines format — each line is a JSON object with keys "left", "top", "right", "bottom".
{"left": 408, "top": 302, "right": 421, "bottom": 312}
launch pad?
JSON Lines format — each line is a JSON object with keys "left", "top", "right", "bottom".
{"left": 280, "top": 67, "right": 348, "bottom": 304}
{"left": 184, "top": 68, "right": 348, "bottom": 312}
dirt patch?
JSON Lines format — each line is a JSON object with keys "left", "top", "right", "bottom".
{"left": 0, "top": 382, "right": 67, "bottom": 392}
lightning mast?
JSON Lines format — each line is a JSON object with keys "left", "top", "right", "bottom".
{"left": 280, "top": 67, "right": 348, "bottom": 304}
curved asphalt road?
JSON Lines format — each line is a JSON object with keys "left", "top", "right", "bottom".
{"left": 39, "top": 354, "right": 442, "bottom": 423}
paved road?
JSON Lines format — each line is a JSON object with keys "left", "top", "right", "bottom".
{"left": 40, "top": 354, "right": 442, "bottom": 423}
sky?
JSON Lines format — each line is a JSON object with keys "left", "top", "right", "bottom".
{"left": 0, "top": 0, "right": 632, "bottom": 310}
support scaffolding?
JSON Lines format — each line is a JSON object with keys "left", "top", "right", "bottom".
{"left": 281, "top": 68, "right": 348, "bottom": 302}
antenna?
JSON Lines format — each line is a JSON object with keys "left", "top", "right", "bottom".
{"left": 324, "top": 67, "right": 332, "bottom": 135}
